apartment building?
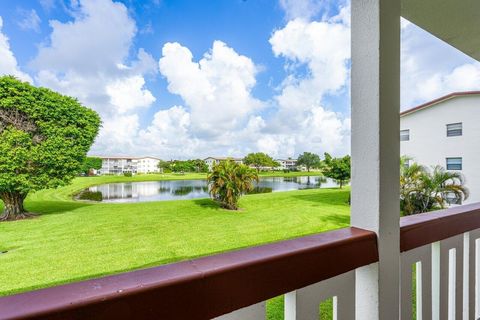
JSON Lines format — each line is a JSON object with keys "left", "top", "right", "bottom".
{"left": 98, "top": 156, "right": 162, "bottom": 175}
{"left": 204, "top": 157, "right": 244, "bottom": 171}
{"left": 400, "top": 91, "right": 480, "bottom": 203}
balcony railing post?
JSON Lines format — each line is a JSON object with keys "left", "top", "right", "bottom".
{"left": 351, "top": 0, "right": 401, "bottom": 319}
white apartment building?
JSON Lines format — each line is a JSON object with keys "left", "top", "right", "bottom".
{"left": 98, "top": 156, "right": 162, "bottom": 175}
{"left": 275, "top": 158, "right": 299, "bottom": 171}
{"left": 204, "top": 157, "right": 243, "bottom": 171}
{"left": 400, "top": 91, "right": 480, "bottom": 204}
{"left": 136, "top": 157, "right": 162, "bottom": 174}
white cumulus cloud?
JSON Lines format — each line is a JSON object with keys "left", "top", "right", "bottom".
{"left": 33, "top": 0, "right": 136, "bottom": 74}
{"left": 0, "top": 16, "right": 32, "bottom": 82}
{"left": 159, "top": 40, "right": 263, "bottom": 137}
{"left": 94, "top": 114, "right": 140, "bottom": 155}
{"left": 401, "top": 18, "right": 480, "bottom": 109}
{"left": 29, "top": 0, "right": 157, "bottom": 156}
{"left": 106, "top": 76, "right": 156, "bottom": 114}
{"left": 279, "top": 0, "right": 323, "bottom": 21}
{"left": 266, "top": 9, "right": 351, "bottom": 157}
{"left": 270, "top": 17, "right": 350, "bottom": 114}
{"left": 137, "top": 106, "right": 199, "bottom": 159}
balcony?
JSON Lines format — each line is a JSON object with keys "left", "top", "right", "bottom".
{"left": 0, "top": 204, "right": 479, "bottom": 319}
{"left": 1, "top": 0, "right": 479, "bottom": 319}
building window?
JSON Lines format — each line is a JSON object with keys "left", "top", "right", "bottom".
{"left": 400, "top": 129, "right": 410, "bottom": 141}
{"left": 447, "top": 122, "right": 462, "bottom": 137}
{"left": 446, "top": 157, "right": 462, "bottom": 170}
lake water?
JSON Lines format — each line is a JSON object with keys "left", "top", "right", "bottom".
{"left": 86, "top": 176, "right": 340, "bottom": 203}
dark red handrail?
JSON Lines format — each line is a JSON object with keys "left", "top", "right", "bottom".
{"left": 0, "top": 227, "right": 377, "bottom": 320}
{"left": 400, "top": 202, "right": 480, "bottom": 252}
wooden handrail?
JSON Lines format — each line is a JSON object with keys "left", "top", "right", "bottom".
{"left": 0, "top": 227, "right": 377, "bottom": 320}
{"left": 400, "top": 202, "right": 480, "bottom": 252}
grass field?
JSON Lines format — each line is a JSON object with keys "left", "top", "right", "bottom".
{"left": 0, "top": 174, "right": 349, "bottom": 319}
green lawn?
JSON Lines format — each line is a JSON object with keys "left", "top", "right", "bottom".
{"left": 0, "top": 175, "right": 349, "bottom": 319}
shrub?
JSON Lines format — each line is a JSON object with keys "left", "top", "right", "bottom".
{"left": 400, "top": 157, "right": 469, "bottom": 215}
{"left": 207, "top": 160, "right": 258, "bottom": 210}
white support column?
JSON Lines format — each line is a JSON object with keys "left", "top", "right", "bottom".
{"left": 351, "top": 0, "right": 401, "bottom": 319}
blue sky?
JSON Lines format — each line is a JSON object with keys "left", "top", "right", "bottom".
{"left": 0, "top": 0, "right": 479, "bottom": 159}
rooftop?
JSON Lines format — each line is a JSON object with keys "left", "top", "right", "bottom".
{"left": 94, "top": 156, "right": 163, "bottom": 160}
{"left": 400, "top": 91, "right": 480, "bottom": 117}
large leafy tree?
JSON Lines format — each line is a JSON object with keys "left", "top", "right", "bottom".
{"left": 243, "top": 152, "right": 278, "bottom": 172}
{"left": 80, "top": 157, "right": 102, "bottom": 176}
{"left": 400, "top": 157, "right": 469, "bottom": 215}
{"left": 297, "top": 152, "right": 321, "bottom": 172}
{"left": 207, "top": 160, "right": 258, "bottom": 210}
{"left": 0, "top": 76, "right": 100, "bottom": 220}
{"left": 323, "top": 153, "right": 351, "bottom": 188}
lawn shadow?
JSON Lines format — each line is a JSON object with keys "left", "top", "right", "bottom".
{"left": 318, "top": 213, "right": 350, "bottom": 226}
{"left": 25, "top": 201, "right": 94, "bottom": 216}
{"left": 192, "top": 198, "right": 221, "bottom": 210}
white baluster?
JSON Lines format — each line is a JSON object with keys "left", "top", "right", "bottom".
{"left": 432, "top": 241, "right": 441, "bottom": 320}
{"left": 463, "top": 232, "right": 469, "bottom": 320}
{"left": 284, "top": 271, "right": 355, "bottom": 320}
{"left": 439, "top": 235, "right": 464, "bottom": 320}
{"left": 285, "top": 291, "right": 297, "bottom": 320}
{"left": 468, "top": 229, "right": 480, "bottom": 319}
{"left": 400, "top": 244, "right": 432, "bottom": 320}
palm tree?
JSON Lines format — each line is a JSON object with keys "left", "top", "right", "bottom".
{"left": 420, "top": 166, "right": 469, "bottom": 210}
{"left": 400, "top": 157, "right": 469, "bottom": 215}
{"left": 207, "top": 160, "right": 258, "bottom": 210}
{"left": 400, "top": 156, "right": 426, "bottom": 215}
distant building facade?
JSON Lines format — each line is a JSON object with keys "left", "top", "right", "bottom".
{"left": 204, "top": 157, "right": 244, "bottom": 171}
{"left": 400, "top": 91, "right": 480, "bottom": 204}
{"left": 98, "top": 156, "right": 162, "bottom": 175}
{"left": 275, "top": 158, "right": 299, "bottom": 171}
{"left": 136, "top": 157, "right": 162, "bottom": 174}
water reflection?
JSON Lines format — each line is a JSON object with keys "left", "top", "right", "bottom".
{"left": 87, "top": 176, "right": 339, "bottom": 203}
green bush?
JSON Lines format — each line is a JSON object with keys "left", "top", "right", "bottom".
{"left": 208, "top": 160, "right": 258, "bottom": 210}
{"left": 123, "top": 172, "right": 133, "bottom": 177}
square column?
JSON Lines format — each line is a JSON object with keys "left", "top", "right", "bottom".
{"left": 351, "top": 0, "right": 401, "bottom": 319}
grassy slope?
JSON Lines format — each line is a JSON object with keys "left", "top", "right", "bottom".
{"left": 0, "top": 175, "right": 348, "bottom": 319}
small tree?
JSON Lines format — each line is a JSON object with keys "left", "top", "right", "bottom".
{"left": 297, "top": 152, "right": 321, "bottom": 172}
{"left": 0, "top": 76, "right": 100, "bottom": 220}
{"left": 243, "top": 152, "right": 277, "bottom": 172}
{"left": 80, "top": 157, "right": 102, "bottom": 176}
{"left": 207, "top": 160, "right": 258, "bottom": 210}
{"left": 323, "top": 154, "right": 351, "bottom": 188}
{"left": 400, "top": 159, "right": 469, "bottom": 215}
{"left": 192, "top": 159, "right": 209, "bottom": 173}
{"left": 158, "top": 160, "right": 172, "bottom": 172}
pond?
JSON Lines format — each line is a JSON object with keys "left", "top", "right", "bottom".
{"left": 83, "top": 176, "right": 340, "bottom": 203}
